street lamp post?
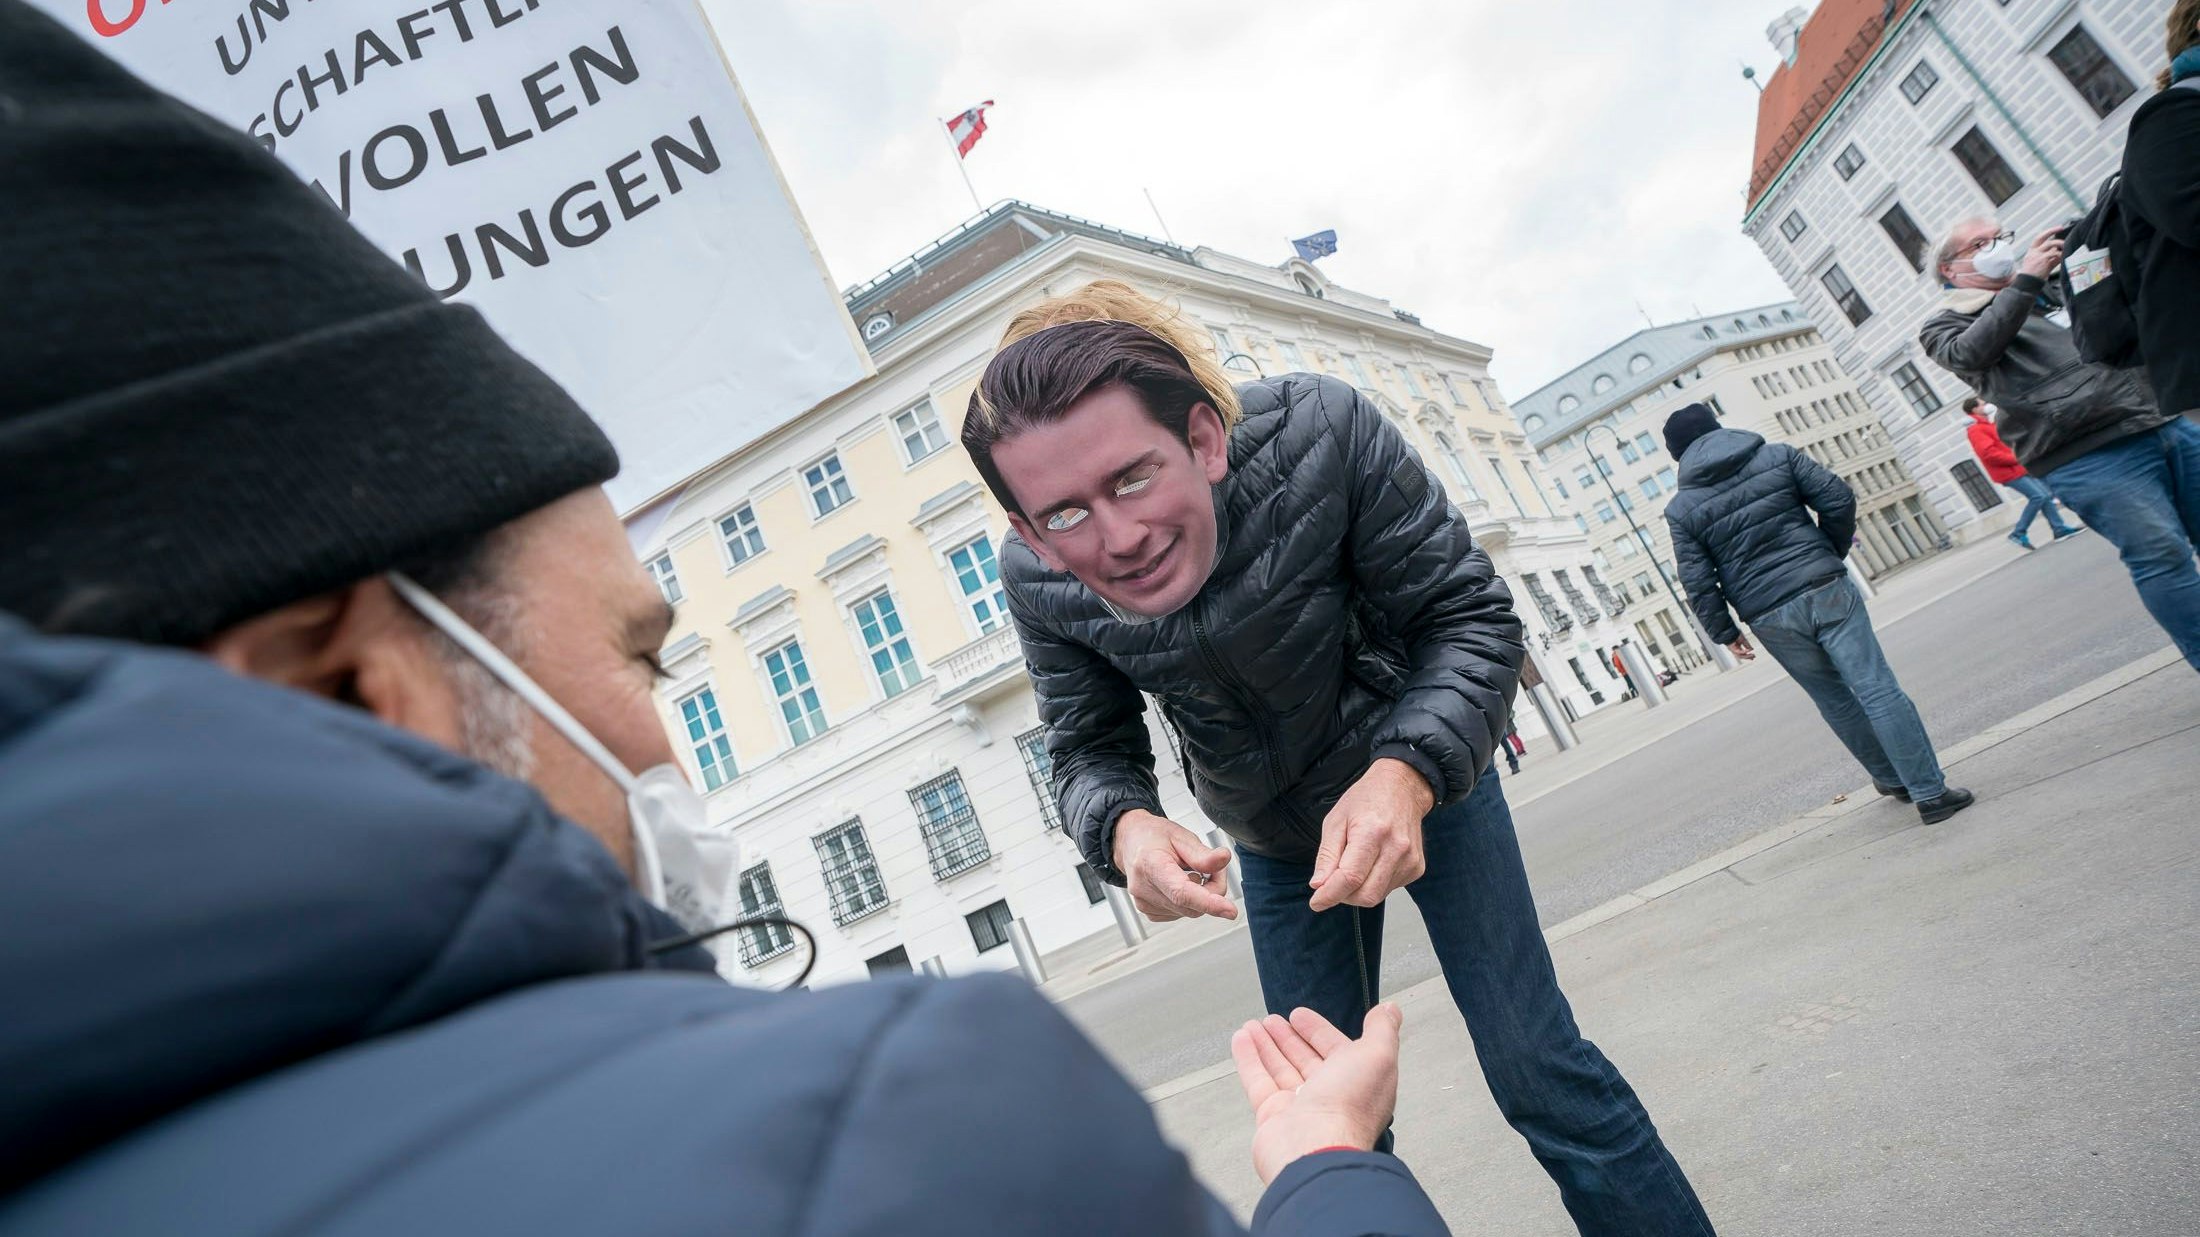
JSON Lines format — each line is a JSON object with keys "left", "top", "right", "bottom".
{"left": 1222, "top": 352, "right": 1266, "bottom": 379}
{"left": 1582, "top": 422, "right": 1736, "bottom": 672}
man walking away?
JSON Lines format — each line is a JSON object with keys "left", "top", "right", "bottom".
{"left": 1921, "top": 217, "right": 2197, "bottom": 670}
{"left": 1963, "top": 397, "right": 2081, "bottom": 549}
{"left": 1661, "top": 405, "right": 1973, "bottom": 824}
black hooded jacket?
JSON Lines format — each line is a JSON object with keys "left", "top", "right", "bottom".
{"left": 1004, "top": 375, "right": 1525, "bottom": 881}
{"left": 1663, "top": 429, "right": 1855, "bottom": 645}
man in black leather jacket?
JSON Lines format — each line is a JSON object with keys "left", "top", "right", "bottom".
{"left": 963, "top": 285, "right": 1719, "bottom": 1237}
{"left": 1661, "top": 405, "right": 1971, "bottom": 824}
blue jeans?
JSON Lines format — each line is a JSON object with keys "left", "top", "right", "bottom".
{"left": 1236, "top": 770, "right": 1716, "bottom": 1236}
{"left": 2042, "top": 420, "right": 2200, "bottom": 670}
{"left": 1748, "top": 576, "right": 1947, "bottom": 801}
{"left": 2004, "top": 474, "right": 2077, "bottom": 539}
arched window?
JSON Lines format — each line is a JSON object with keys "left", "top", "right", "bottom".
{"left": 862, "top": 311, "right": 895, "bottom": 340}
{"left": 1294, "top": 272, "right": 1324, "bottom": 298}
{"left": 1627, "top": 353, "right": 1652, "bottom": 374}
{"left": 1702, "top": 325, "right": 1717, "bottom": 340}
{"left": 1591, "top": 374, "right": 1616, "bottom": 395}
{"left": 1557, "top": 394, "right": 1581, "bottom": 414}
{"left": 1521, "top": 413, "right": 1546, "bottom": 432}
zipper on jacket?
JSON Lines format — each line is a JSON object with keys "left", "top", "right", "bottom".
{"left": 1189, "top": 606, "right": 1302, "bottom": 833}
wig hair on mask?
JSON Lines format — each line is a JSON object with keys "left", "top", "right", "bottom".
{"left": 961, "top": 281, "right": 1241, "bottom": 518}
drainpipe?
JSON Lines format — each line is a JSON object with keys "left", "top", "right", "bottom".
{"left": 1919, "top": 8, "right": 2086, "bottom": 214}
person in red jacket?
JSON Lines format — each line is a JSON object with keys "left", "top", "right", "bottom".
{"left": 1965, "top": 397, "right": 2082, "bottom": 549}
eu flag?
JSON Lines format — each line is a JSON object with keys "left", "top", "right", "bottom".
{"left": 1291, "top": 229, "right": 1338, "bottom": 262}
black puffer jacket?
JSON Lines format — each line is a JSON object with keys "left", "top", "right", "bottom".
{"left": 1005, "top": 375, "right": 1525, "bottom": 879}
{"left": 1663, "top": 429, "right": 1854, "bottom": 646}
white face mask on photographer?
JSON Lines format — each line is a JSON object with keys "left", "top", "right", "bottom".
{"left": 1967, "top": 235, "right": 2021, "bottom": 283}
{"left": 385, "top": 572, "right": 739, "bottom": 940}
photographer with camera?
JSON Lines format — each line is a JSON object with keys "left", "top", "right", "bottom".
{"left": 1920, "top": 218, "right": 2198, "bottom": 670}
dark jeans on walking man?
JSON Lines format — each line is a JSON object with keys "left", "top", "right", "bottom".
{"left": 1237, "top": 769, "right": 1716, "bottom": 1236}
{"left": 2040, "top": 419, "right": 2200, "bottom": 668}
{"left": 1749, "top": 578, "right": 1947, "bottom": 800}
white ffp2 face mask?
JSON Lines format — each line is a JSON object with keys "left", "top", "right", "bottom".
{"left": 386, "top": 573, "right": 738, "bottom": 938}
{"left": 1968, "top": 236, "right": 2020, "bottom": 283}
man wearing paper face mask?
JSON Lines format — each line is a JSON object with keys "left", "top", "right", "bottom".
{"left": 0, "top": 6, "right": 1451, "bottom": 1235}
{"left": 1921, "top": 217, "right": 2199, "bottom": 670}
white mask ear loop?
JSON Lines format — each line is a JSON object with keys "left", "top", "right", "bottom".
{"left": 385, "top": 572, "right": 669, "bottom": 898}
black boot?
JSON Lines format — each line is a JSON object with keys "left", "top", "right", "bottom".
{"left": 1917, "top": 787, "right": 1975, "bottom": 824}
{"left": 1874, "top": 782, "right": 1912, "bottom": 803}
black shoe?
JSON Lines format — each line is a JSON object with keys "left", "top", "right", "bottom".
{"left": 1875, "top": 782, "right": 1912, "bottom": 803}
{"left": 1917, "top": 787, "right": 1975, "bottom": 824}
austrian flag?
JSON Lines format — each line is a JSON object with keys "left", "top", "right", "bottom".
{"left": 947, "top": 101, "right": 994, "bottom": 158}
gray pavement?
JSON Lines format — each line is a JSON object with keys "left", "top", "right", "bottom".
{"left": 1152, "top": 650, "right": 2200, "bottom": 1232}
{"left": 1059, "top": 534, "right": 2175, "bottom": 1090}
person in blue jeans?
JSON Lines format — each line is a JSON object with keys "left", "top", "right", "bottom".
{"left": 1661, "top": 405, "right": 1974, "bottom": 824}
{"left": 1964, "top": 397, "right": 2082, "bottom": 549}
{"left": 2040, "top": 419, "right": 2200, "bottom": 670}
{"left": 968, "top": 281, "right": 1718, "bottom": 1235}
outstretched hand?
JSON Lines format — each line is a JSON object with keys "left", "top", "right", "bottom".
{"left": 1231, "top": 1003, "right": 1404, "bottom": 1185}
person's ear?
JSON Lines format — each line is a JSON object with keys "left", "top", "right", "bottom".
{"left": 1007, "top": 513, "right": 1069, "bottom": 573}
{"left": 200, "top": 577, "right": 464, "bottom": 747}
{"left": 1186, "top": 402, "right": 1230, "bottom": 484}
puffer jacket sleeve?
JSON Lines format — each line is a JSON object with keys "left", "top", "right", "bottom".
{"left": 1667, "top": 511, "right": 1740, "bottom": 647}
{"left": 1782, "top": 444, "right": 1857, "bottom": 555}
{"left": 1919, "top": 276, "right": 2042, "bottom": 376}
{"left": 1004, "top": 562, "right": 1163, "bottom": 885}
{"left": 1332, "top": 384, "right": 1525, "bottom": 806}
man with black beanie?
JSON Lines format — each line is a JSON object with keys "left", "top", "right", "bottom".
{"left": 0, "top": 5, "right": 1447, "bottom": 1235}
{"left": 1661, "top": 404, "right": 1973, "bottom": 825}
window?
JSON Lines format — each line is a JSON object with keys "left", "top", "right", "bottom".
{"left": 1634, "top": 432, "right": 1657, "bottom": 456}
{"left": 803, "top": 452, "right": 855, "bottom": 518}
{"left": 1209, "top": 326, "right": 1235, "bottom": 358}
{"left": 719, "top": 503, "right": 766, "bottom": 566}
{"left": 1557, "top": 394, "right": 1581, "bottom": 415}
{"left": 1016, "top": 726, "right": 1061, "bottom": 833}
{"left": 1432, "top": 433, "right": 1483, "bottom": 501}
{"left": 1951, "top": 460, "right": 2004, "bottom": 512}
{"left": 866, "top": 946, "right": 912, "bottom": 976}
{"left": 1576, "top": 514, "right": 1590, "bottom": 534}
{"left": 1634, "top": 572, "right": 1655, "bottom": 597}
{"left": 1596, "top": 501, "right": 1617, "bottom": 524}
{"left": 1820, "top": 264, "right": 1873, "bottom": 326}
{"left": 1705, "top": 395, "right": 1726, "bottom": 419}
{"left": 1402, "top": 368, "right": 1425, "bottom": 398}
{"left": 2047, "top": 26, "right": 2136, "bottom": 118}
{"left": 1345, "top": 354, "right": 1371, "bottom": 387}
{"left": 949, "top": 535, "right": 1012, "bottom": 633}
{"left": 1657, "top": 466, "right": 1677, "bottom": 491}
{"left": 1553, "top": 475, "right": 1571, "bottom": 499}
{"left": 893, "top": 401, "right": 949, "bottom": 464}
{"left": 852, "top": 590, "right": 920, "bottom": 697}
{"left": 1617, "top": 534, "right": 1641, "bottom": 559}
{"left": 1442, "top": 373, "right": 1470, "bottom": 406}
{"left": 1618, "top": 440, "right": 1641, "bottom": 464}
{"left": 1900, "top": 60, "right": 1939, "bottom": 104}
{"left": 1951, "top": 127, "right": 2024, "bottom": 207}
{"left": 1628, "top": 352, "right": 1653, "bottom": 374}
{"left": 1879, "top": 203, "right": 1930, "bottom": 272}
{"left": 1576, "top": 468, "right": 1595, "bottom": 491}
{"left": 1891, "top": 362, "right": 1942, "bottom": 416}
{"left": 1617, "top": 491, "right": 1636, "bottom": 513}
{"left": 1591, "top": 374, "right": 1616, "bottom": 395}
{"left": 911, "top": 771, "right": 991, "bottom": 880}
{"left": 815, "top": 820, "right": 888, "bottom": 925}
{"left": 966, "top": 899, "right": 1015, "bottom": 953}
{"left": 676, "top": 686, "right": 738, "bottom": 791}
{"left": 734, "top": 863, "right": 796, "bottom": 965}
{"left": 1075, "top": 862, "right": 1107, "bottom": 904}
{"left": 1834, "top": 143, "right": 1867, "bottom": 180}
{"left": 647, "top": 552, "right": 683, "bottom": 604}
{"left": 1517, "top": 458, "right": 1558, "bottom": 515}
{"left": 764, "top": 640, "right": 827, "bottom": 745}
{"left": 1640, "top": 476, "right": 1662, "bottom": 499}
{"left": 1594, "top": 456, "right": 1613, "bottom": 476}
{"left": 1280, "top": 341, "right": 1306, "bottom": 370}
{"left": 1485, "top": 455, "right": 1527, "bottom": 513}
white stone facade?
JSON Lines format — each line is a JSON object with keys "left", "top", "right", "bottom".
{"left": 1742, "top": 0, "right": 2166, "bottom": 541}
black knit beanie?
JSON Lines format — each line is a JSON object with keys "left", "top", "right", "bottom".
{"left": 0, "top": 3, "right": 619, "bottom": 646}
{"left": 1662, "top": 403, "right": 1722, "bottom": 462}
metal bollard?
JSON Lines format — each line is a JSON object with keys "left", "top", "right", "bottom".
{"left": 1006, "top": 917, "right": 1047, "bottom": 984}
{"left": 1845, "top": 554, "right": 1878, "bottom": 600}
{"left": 1202, "top": 828, "right": 1241, "bottom": 902}
{"left": 1690, "top": 610, "right": 1741, "bottom": 672}
{"left": 1103, "top": 882, "right": 1148, "bottom": 946}
{"left": 920, "top": 955, "right": 948, "bottom": 978}
{"left": 1527, "top": 682, "right": 1579, "bottom": 751}
{"left": 1616, "top": 642, "right": 1667, "bottom": 709}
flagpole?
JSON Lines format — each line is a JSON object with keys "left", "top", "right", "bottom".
{"left": 940, "top": 118, "right": 984, "bottom": 215}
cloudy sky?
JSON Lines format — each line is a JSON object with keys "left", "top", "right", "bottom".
{"left": 704, "top": 0, "right": 1809, "bottom": 399}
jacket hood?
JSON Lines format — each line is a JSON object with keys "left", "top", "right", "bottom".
{"left": 0, "top": 618, "right": 705, "bottom": 1191}
{"left": 1676, "top": 428, "right": 1766, "bottom": 487}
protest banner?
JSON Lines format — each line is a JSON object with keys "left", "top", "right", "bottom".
{"left": 36, "top": 0, "right": 874, "bottom": 513}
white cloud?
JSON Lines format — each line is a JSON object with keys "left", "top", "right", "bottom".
{"left": 706, "top": 0, "right": 1804, "bottom": 397}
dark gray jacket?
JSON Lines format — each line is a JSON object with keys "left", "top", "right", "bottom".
{"left": 1005, "top": 375, "right": 1525, "bottom": 879}
{"left": 1663, "top": 429, "right": 1854, "bottom": 646}
{"left": 1917, "top": 275, "right": 2166, "bottom": 476}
